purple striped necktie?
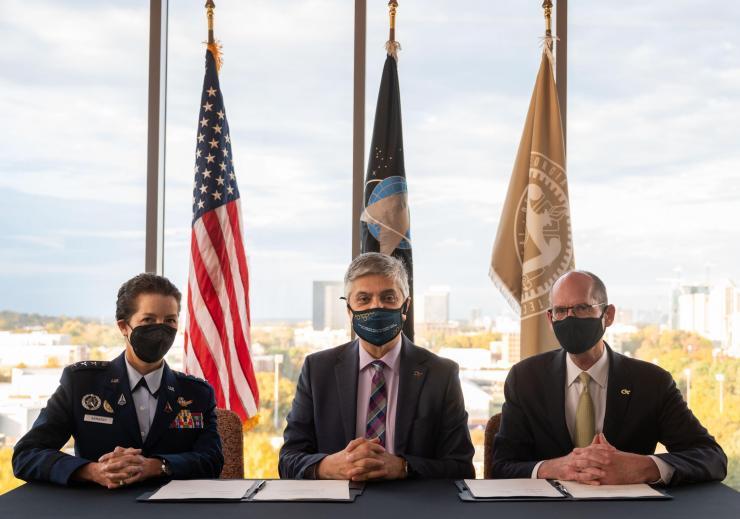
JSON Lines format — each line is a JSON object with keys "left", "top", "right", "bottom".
{"left": 365, "top": 360, "right": 387, "bottom": 447}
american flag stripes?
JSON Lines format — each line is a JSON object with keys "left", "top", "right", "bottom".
{"left": 184, "top": 47, "right": 259, "bottom": 423}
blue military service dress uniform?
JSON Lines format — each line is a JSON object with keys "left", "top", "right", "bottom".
{"left": 12, "top": 353, "right": 224, "bottom": 485}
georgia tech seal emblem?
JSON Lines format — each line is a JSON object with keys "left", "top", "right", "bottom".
{"left": 514, "top": 152, "right": 573, "bottom": 318}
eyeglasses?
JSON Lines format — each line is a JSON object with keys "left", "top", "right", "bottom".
{"left": 548, "top": 303, "right": 606, "bottom": 321}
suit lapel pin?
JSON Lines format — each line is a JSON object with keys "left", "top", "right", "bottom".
{"left": 167, "top": 385, "right": 175, "bottom": 392}
{"left": 103, "top": 400, "right": 114, "bottom": 414}
{"left": 620, "top": 388, "right": 631, "bottom": 395}
{"left": 412, "top": 370, "right": 423, "bottom": 378}
{"left": 117, "top": 394, "right": 127, "bottom": 406}
{"left": 110, "top": 378, "right": 119, "bottom": 384}
{"left": 164, "top": 402, "right": 173, "bottom": 413}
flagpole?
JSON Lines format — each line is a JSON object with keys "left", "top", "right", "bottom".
{"left": 205, "top": 0, "right": 222, "bottom": 72}
{"left": 543, "top": 0, "right": 553, "bottom": 43}
{"left": 555, "top": 0, "right": 567, "bottom": 155}
{"left": 206, "top": 0, "right": 215, "bottom": 45}
{"left": 386, "top": 1, "right": 400, "bottom": 60}
{"left": 388, "top": 1, "right": 397, "bottom": 43}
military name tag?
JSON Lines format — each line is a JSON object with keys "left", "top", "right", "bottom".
{"left": 84, "top": 414, "right": 114, "bottom": 425}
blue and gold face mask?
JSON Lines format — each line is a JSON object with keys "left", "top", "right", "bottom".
{"left": 347, "top": 300, "right": 409, "bottom": 346}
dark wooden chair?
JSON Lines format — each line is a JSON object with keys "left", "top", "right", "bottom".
{"left": 483, "top": 412, "right": 502, "bottom": 479}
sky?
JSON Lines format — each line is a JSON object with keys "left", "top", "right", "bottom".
{"left": 1, "top": 0, "right": 739, "bottom": 323}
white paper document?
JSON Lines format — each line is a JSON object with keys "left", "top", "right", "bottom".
{"left": 148, "top": 479, "right": 256, "bottom": 500}
{"left": 464, "top": 479, "right": 564, "bottom": 498}
{"left": 558, "top": 481, "right": 665, "bottom": 499}
{"left": 251, "top": 480, "right": 351, "bottom": 501}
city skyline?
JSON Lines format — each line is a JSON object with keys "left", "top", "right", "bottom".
{"left": 1, "top": 1, "right": 739, "bottom": 322}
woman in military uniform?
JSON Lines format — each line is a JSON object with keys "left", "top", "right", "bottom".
{"left": 12, "top": 273, "right": 224, "bottom": 487}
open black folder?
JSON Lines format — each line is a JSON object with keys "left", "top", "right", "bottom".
{"left": 456, "top": 479, "right": 672, "bottom": 502}
{"left": 137, "top": 479, "right": 365, "bottom": 503}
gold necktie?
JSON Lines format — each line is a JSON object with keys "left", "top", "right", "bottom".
{"left": 575, "top": 372, "right": 595, "bottom": 448}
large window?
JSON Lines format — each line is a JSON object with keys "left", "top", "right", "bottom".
{"left": 569, "top": 1, "right": 740, "bottom": 488}
{"left": 164, "top": 0, "right": 354, "bottom": 477}
{"left": 363, "top": 0, "right": 543, "bottom": 476}
{"left": 0, "top": 0, "right": 737, "bottom": 492}
{"left": 0, "top": 0, "right": 149, "bottom": 493}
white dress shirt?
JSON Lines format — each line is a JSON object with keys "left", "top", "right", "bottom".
{"left": 125, "top": 357, "right": 164, "bottom": 442}
{"left": 531, "top": 347, "right": 675, "bottom": 484}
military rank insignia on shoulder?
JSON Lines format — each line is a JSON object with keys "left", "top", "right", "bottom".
{"left": 69, "top": 360, "right": 110, "bottom": 371}
{"left": 175, "top": 371, "right": 208, "bottom": 386}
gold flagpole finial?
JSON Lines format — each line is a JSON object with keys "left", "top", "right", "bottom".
{"left": 386, "top": 1, "right": 401, "bottom": 60}
{"left": 204, "top": 0, "right": 222, "bottom": 71}
{"left": 388, "top": 1, "right": 398, "bottom": 43}
{"left": 542, "top": 0, "right": 553, "bottom": 39}
{"left": 206, "top": 0, "right": 216, "bottom": 44}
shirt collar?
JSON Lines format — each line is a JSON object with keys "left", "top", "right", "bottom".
{"left": 358, "top": 334, "right": 403, "bottom": 372}
{"left": 125, "top": 355, "right": 164, "bottom": 394}
{"left": 565, "top": 346, "right": 609, "bottom": 389}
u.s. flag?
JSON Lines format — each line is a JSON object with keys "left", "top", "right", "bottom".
{"left": 184, "top": 46, "right": 259, "bottom": 424}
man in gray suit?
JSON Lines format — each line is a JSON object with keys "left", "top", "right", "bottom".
{"left": 279, "top": 253, "right": 474, "bottom": 480}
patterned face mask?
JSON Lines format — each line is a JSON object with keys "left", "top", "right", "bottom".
{"left": 348, "top": 300, "right": 409, "bottom": 346}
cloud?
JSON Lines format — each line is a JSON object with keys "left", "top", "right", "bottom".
{"left": 1, "top": 0, "right": 739, "bottom": 321}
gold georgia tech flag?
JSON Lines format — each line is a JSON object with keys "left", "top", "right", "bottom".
{"left": 490, "top": 43, "right": 574, "bottom": 359}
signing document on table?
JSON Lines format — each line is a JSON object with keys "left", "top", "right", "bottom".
{"left": 143, "top": 479, "right": 352, "bottom": 502}
{"left": 148, "top": 480, "right": 256, "bottom": 501}
{"left": 460, "top": 479, "right": 668, "bottom": 501}
{"left": 251, "top": 480, "right": 351, "bottom": 501}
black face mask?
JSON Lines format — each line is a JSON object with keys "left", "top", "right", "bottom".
{"left": 552, "top": 312, "right": 605, "bottom": 355}
{"left": 127, "top": 323, "right": 177, "bottom": 363}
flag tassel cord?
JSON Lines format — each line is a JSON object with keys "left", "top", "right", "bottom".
{"left": 385, "top": 1, "right": 401, "bottom": 60}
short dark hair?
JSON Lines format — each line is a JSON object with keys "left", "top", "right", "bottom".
{"left": 115, "top": 273, "right": 182, "bottom": 322}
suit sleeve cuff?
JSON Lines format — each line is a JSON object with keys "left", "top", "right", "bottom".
{"left": 649, "top": 455, "right": 675, "bottom": 485}
{"left": 51, "top": 455, "right": 92, "bottom": 486}
{"left": 531, "top": 461, "right": 545, "bottom": 479}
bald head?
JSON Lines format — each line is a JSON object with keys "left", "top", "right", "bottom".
{"left": 550, "top": 270, "right": 608, "bottom": 308}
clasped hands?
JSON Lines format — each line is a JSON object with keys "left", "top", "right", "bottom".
{"left": 73, "top": 446, "right": 162, "bottom": 489}
{"left": 538, "top": 433, "right": 660, "bottom": 485}
{"left": 317, "top": 437, "right": 406, "bottom": 481}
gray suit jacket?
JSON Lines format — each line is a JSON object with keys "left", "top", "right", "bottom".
{"left": 279, "top": 335, "right": 475, "bottom": 479}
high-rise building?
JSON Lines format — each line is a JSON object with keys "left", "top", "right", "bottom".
{"left": 424, "top": 286, "right": 450, "bottom": 324}
{"left": 675, "top": 279, "right": 740, "bottom": 350}
{"left": 312, "top": 281, "right": 347, "bottom": 331}
{"left": 677, "top": 284, "right": 711, "bottom": 337}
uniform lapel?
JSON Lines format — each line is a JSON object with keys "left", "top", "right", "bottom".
{"left": 602, "top": 344, "right": 632, "bottom": 442}
{"left": 105, "top": 353, "right": 142, "bottom": 448}
{"left": 334, "top": 341, "right": 359, "bottom": 445}
{"left": 144, "top": 363, "right": 178, "bottom": 449}
{"left": 543, "top": 349, "right": 573, "bottom": 452}
{"left": 394, "top": 336, "right": 428, "bottom": 454}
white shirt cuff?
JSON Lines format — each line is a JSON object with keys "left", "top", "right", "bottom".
{"left": 648, "top": 455, "right": 675, "bottom": 485}
{"left": 531, "top": 460, "right": 545, "bottom": 479}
